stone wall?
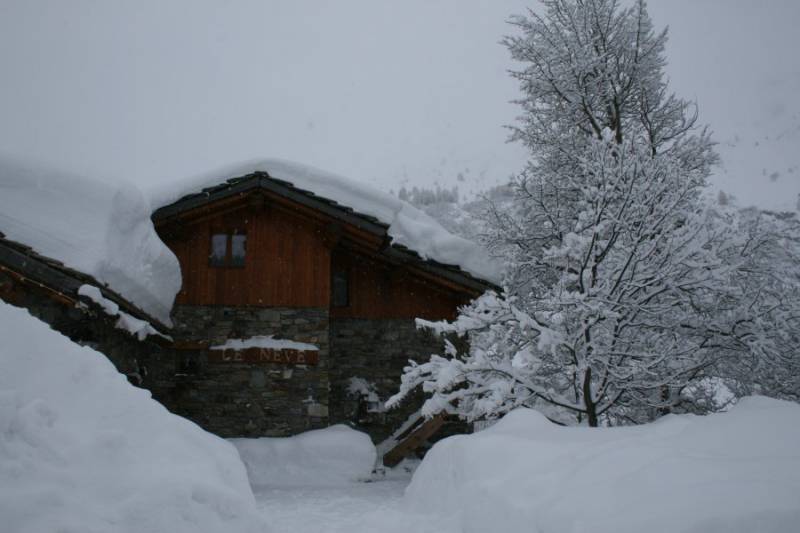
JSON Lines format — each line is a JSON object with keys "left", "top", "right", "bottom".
{"left": 153, "top": 305, "right": 331, "bottom": 438}
{"left": 328, "top": 318, "right": 446, "bottom": 444}
{"left": 2, "top": 267, "right": 468, "bottom": 448}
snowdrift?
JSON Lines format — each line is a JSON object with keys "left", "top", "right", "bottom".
{"left": 0, "top": 303, "right": 266, "bottom": 533}
{"left": 0, "top": 158, "right": 181, "bottom": 324}
{"left": 231, "top": 425, "right": 376, "bottom": 489}
{"left": 151, "top": 158, "right": 501, "bottom": 283}
{"left": 406, "top": 399, "right": 800, "bottom": 533}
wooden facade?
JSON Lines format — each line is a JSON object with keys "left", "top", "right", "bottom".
{"left": 155, "top": 182, "right": 482, "bottom": 319}
{"left": 330, "top": 246, "right": 469, "bottom": 320}
{"left": 161, "top": 198, "right": 332, "bottom": 308}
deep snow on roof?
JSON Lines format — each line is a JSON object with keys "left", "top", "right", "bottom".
{"left": 151, "top": 158, "right": 502, "bottom": 283}
{"left": 0, "top": 159, "right": 180, "bottom": 324}
{"left": 0, "top": 158, "right": 499, "bottom": 324}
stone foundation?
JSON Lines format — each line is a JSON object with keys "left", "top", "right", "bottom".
{"left": 2, "top": 271, "right": 466, "bottom": 447}
{"left": 152, "top": 305, "right": 331, "bottom": 437}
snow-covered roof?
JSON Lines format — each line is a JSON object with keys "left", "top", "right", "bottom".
{"left": 0, "top": 158, "right": 498, "bottom": 326}
{"left": 0, "top": 159, "right": 180, "bottom": 325}
{"left": 151, "top": 158, "right": 502, "bottom": 285}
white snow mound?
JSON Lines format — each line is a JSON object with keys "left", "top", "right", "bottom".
{"left": 405, "top": 399, "right": 800, "bottom": 533}
{"left": 0, "top": 158, "right": 181, "bottom": 324}
{"left": 0, "top": 302, "right": 266, "bottom": 533}
{"left": 152, "top": 158, "right": 501, "bottom": 283}
{"left": 231, "top": 425, "right": 377, "bottom": 488}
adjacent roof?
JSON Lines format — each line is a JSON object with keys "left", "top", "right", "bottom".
{"left": 151, "top": 159, "right": 502, "bottom": 292}
{"left": 0, "top": 232, "right": 170, "bottom": 335}
{"left": 152, "top": 163, "right": 500, "bottom": 293}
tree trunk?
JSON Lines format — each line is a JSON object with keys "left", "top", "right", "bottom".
{"left": 582, "top": 368, "right": 599, "bottom": 427}
{"left": 586, "top": 403, "right": 598, "bottom": 427}
{"left": 657, "top": 385, "right": 672, "bottom": 417}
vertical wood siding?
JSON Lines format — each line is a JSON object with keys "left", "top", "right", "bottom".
{"left": 158, "top": 197, "right": 476, "bottom": 318}
{"left": 164, "top": 205, "right": 331, "bottom": 307}
{"left": 330, "top": 247, "right": 471, "bottom": 320}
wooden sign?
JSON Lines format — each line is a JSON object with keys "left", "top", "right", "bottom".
{"left": 207, "top": 347, "right": 319, "bottom": 366}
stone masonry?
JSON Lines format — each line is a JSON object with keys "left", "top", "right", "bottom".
{"left": 153, "top": 305, "right": 331, "bottom": 438}
{"left": 328, "top": 318, "right": 445, "bottom": 444}
{"left": 2, "top": 265, "right": 465, "bottom": 447}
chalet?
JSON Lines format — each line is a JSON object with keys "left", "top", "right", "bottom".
{"left": 0, "top": 160, "right": 498, "bottom": 462}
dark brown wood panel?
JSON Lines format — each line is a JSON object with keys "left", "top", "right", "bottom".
{"left": 162, "top": 202, "right": 331, "bottom": 307}
{"left": 330, "top": 247, "right": 471, "bottom": 320}
{"left": 157, "top": 192, "right": 478, "bottom": 318}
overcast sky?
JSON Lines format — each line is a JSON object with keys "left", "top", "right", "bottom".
{"left": 1, "top": 1, "right": 798, "bottom": 210}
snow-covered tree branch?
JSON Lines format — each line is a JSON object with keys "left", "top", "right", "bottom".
{"left": 388, "top": 0, "right": 800, "bottom": 426}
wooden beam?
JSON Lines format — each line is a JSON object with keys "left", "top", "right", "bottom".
{"left": 247, "top": 191, "right": 268, "bottom": 213}
{"left": 382, "top": 414, "right": 447, "bottom": 467}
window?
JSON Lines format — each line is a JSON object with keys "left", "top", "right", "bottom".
{"left": 332, "top": 270, "right": 349, "bottom": 307}
{"left": 209, "top": 231, "right": 247, "bottom": 267}
{"left": 209, "top": 234, "right": 228, "bottom": 266}
{"left": 231, "top": 234, "right": 247, "bottom": 267}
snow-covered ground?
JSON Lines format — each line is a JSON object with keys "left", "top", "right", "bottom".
{"left": 253, "top": 474, "right": 457, "bottom": 533}
{"left": 407, "top": 400, "right": 800, "bottom": 533}
{"left": 3, "top": 299, "right": 799, "bottom": 533}
{"left": 231, "top": 426, "right": 376, "bottom": 489}
{"left": 232, "top": 427, "right": 458, "bottom": 533}
{"left": 0, "top": 302, "right": 266, "bottom": 533}
{"left": 238, "top": 400, "right": 800, "bottom": 533}
{"left": 0, "top": 302, "right": 447, "bottom": 533}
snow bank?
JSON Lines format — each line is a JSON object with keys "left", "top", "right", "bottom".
{"left": 211, "top": 335, "right": 318, "bottom": 352}
{"left": 231, "top": 425, "right": 376, "bottom": 488}
{"left": 406, "top": 399, "right": 800, "bottom": 533}
{"left": 0, "top": 158, "right": 180, "bottom": 324}
{"left": 151, "top": 158, "right": 501, "bottom": 283}
{"left": 0, "top": 303, "right": 266, "bottom": 533}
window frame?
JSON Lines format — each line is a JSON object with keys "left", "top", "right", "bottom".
{"left": 208, "top": 229, "right": 247, "bottom": 268}
{"left": 331, "top": 269, "right": 350, "bottom": 308}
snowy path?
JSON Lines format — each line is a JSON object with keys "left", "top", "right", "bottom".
{"left": 253, "top": 476, "right": 458, "bottom": 533}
